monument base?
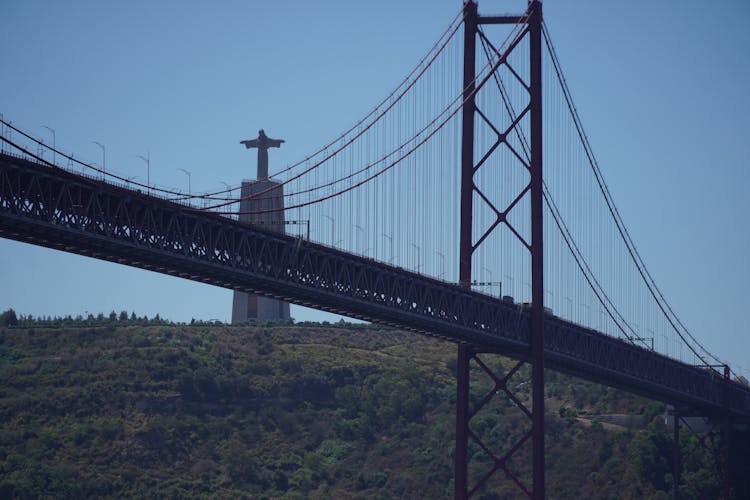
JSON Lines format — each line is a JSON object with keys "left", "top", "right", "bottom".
{"left": 231, "top": 179, "right": 291, "bottom": 324}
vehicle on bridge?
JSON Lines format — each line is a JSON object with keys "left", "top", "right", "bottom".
{"left": 520, "top": 301, "right": 554, "bottom": 317}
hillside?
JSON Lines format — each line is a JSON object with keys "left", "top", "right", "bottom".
{"left": 0, "top": 317, "right": 741, "bottom": 498}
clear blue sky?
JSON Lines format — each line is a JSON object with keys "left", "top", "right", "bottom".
{"left": 1, "top": 1, "right": 748, "bottom": 373}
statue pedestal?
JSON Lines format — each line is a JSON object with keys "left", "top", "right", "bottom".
{"left": 231, "top": 179, "right": 291, "bottom": 323}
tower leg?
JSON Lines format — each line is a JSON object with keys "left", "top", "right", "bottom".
{"left": 528, "top": 2, "right": 545, "bottom": 497}
{"left": 455, "top": 343, "right": 471, "bottom": 500}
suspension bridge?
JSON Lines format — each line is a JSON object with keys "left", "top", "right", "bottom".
{"left": 1, "top": 1, "right": 748, "bottom": 498}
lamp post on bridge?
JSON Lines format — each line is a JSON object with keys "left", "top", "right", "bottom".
{"left": 323, "top": 215, "right": 335, "bottom": 246}
{"left": 504, "top": 274, "right": 514, "bottom": 298}
{"left": 411, "top": 243, "right": 421, "bottom": 272}
{"left": 217, "top": 182, "right": 233, "bottom": 210}
{"left": 383, "top": 233, "right": 394, "bottom": 264}
{"left": 354, "top": 224, "right": 365, "bottom": 254}
{"left": 41, "top": 125, "right": 55, "bottom": 165}
{"left": 137, "top": 152, "right": 150, "bottom": 194}
{"left": 92, "top": 141, "right": 106, "bottom": 179}
{"left": 177, "top": 168, "right": 192, "bottom": 197}
{"left": 482, "top": 266, "right": 496, "bottom": 296}
{"left": 582, "top": 303, "right": 590, "bottom": 326}
{"left": 435, "top": 251, "right": 446, "bottom": 279}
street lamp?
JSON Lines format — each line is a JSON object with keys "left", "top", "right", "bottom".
{"left": 582, "top": 303, "right": 590, "bottom": 325}
{"left": 92, "top": 141, "right": 106, "bottom": 178}
{"left": 411, "top": 243, "right": 421, "bottom": 272}
{"left": 435, "top": 251, "right": 446, "bottom": 279}
{"left": 353, "top": 224, "right": 364, "bottom": 254}
{"left": 41, "top": 125, "right": 55, "bottom": 165}
{"left": 482, "top": 266, "right": 493, "bottom": 295}
{"left": 137, "top": 152, "right": 150, "bottom": 193}
{"left": 220, "top": 182, "right": 235, "bottom": 206}
{"left": 383, "top": 233, "right": 394, "bottom": 263}
{"left": 323, "top": 215, "right": 334, "bottom": 245}
{"left": 177, "top": 168, "right": 192, "bottom": 197}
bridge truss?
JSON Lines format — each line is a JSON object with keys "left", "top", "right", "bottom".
{"left": 1, "top": 151, "right": 747, "bottom": 420}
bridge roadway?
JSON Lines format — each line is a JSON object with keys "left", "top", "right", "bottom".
{"left": 1, "top": 152, "right": 749, "bottom": 417}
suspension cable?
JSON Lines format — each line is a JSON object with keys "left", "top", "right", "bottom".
{"left": 542, "top": 21, "right": 719, "bottom": 368}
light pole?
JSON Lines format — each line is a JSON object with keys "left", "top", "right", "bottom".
{"left": 435, "top": 251, "right": 446, "bottom": 279}
{"left": 177, "top": 168, "right": 192, "bottom": 197}
{"left": 383, "top": 233, "right": 394, "bottom": 263}
{"left": 647, "top": 329, "right": 655, "bottom": 351}
{"left": 92, "top": 141, "right": 106, "bottom": 178}
{"left": 137, "top": 152, "right": 150, "bottom": 194}
{"left": 582, "top": 303, "right": 590, "bottom": 325}
{"left": 411, "top": 243, "right": 421, "bottom": 272}
{"left": 41, "top": 125, "right": 55, "bottom": 165}
{"left": 504, "top": 274, "right": 514, "bottom": 298}
{"left": 354, "top": 224, "right": 364, "bottom": 254}
{"left": 323, "top": 215, "right": 334, "bottom": 245}
{"left": 218, "top": 182, "right": 234, "bottom": 209}
{"left": 482, "top": 266, "right": 493, "bottom": 295}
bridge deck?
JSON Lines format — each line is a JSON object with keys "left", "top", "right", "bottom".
{"left": 1, "top": 152, "right": 748, "bottom": 417}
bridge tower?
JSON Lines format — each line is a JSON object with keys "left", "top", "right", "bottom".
{"left": 455, "top": 1, "right": 544, "bottom": 498}
{"left": 231, "top": 129, "right": 291, "bottom": 323}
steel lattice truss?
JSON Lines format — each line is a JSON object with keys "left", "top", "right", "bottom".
{"left": 1, "top": 152, "right": 748, "bottom": 417}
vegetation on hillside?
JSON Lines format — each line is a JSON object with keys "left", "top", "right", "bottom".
{"left": 0, "top": 311, "right": 745, "bottom": 498}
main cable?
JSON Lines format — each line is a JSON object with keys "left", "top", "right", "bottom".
{"left": 542, "top": 21, "right": 719, "bottom": 368}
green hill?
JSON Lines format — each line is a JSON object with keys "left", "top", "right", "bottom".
{"left": 0, "top": 317, "right": 742, "bottom": 498}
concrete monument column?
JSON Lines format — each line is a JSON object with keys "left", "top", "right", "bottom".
{"left": 231, "top": 129, "right": 291, "bottom": 323}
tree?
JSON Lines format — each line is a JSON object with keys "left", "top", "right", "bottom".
{"left": 629, "top": 422, "right": 672, "bottom": 491}
{"left": 0, "top": 309, "right": 18, "bottom": 327}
